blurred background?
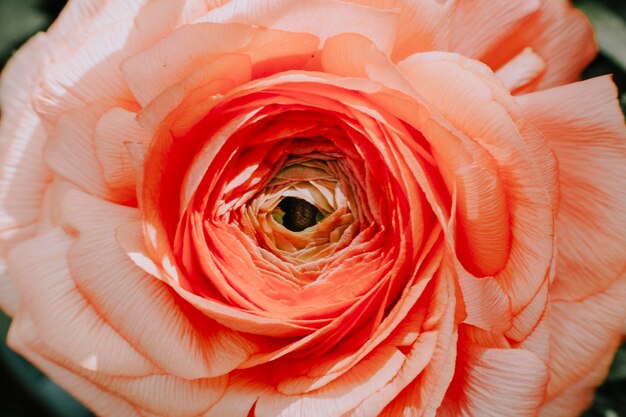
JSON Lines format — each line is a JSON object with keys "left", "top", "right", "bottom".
{"left": 0, "top": 0, "right": 625, "bottom": 416}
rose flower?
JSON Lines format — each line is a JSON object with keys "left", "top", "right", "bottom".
{"left": 0, "top": 0, "right": 625, "bottom": 416}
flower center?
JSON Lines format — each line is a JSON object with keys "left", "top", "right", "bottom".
{"left": 276, "top": 197, "right": 323, "bottom": 232}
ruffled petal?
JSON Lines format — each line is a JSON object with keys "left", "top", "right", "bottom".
{"left": 438, "top": 345, "right": 548, "bottom": 417}
{"left": 9, "top": 312, "right": 229, "bottom": 417}
{"left": 517, "top": 76, "right": 626, "bottom": 301}
{"left": 484, "top": 0, "right": 596, "bottom": 91}
{"left": 9, "top": 314, "right": 142, "bottom": 416}
{"left": 61, "top": 189, "right": 259, "bottom": 378}
{"left": 7, "top": 228, "right": 157, "bottom": 376}
{"left": 201, "top": 0, "right": 399, "bottom": 55}
{"left": 545, "top": 278, "right": 626, "bottom": 399}
{"left": 0, "top": 34, "right": 52, "bottom": 250}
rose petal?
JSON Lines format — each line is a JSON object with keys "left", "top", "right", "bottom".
{"left": 398, "top": 52, "right": 554, "bottom": 313}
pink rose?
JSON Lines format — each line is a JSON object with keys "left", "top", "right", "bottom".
{"left": 1, "top": 1, "right": 625, "bottom": 416}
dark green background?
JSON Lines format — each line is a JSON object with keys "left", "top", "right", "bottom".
{"left": 0, "top": 1, "right": 624, "bottom": 416}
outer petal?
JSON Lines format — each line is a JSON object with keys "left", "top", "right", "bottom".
{"left": 0, "top": 34, "right": 52, "bottom": 254}
{"left": 201, "top": 0, "right": 399, "bottom": 56}
{"left": 446, "top": 0, "right": 540, "bottom": 60}
{"left": 0, "top": 259, "right": 17, "bottom": 315}
{"left": 438, "top": 346, "right": 548, "bottom": 417}
{"left": 517, "top": 76, "right": 626, "bottom": 301}
{"left": 397, "top": 52, "right": 554, "bottom": 325}
{"left": 61, "top": 189, "right": 259, "bottom": 379}
{"left": 348, "top": 0, "right": 539, "bottom": 62}
{"left": 544, "top": 278, "right": 626, "bottom": 401}
{"left": 495, "top": 48, "right": 546, "bottom": 92}
{"left": 539, "top": 344, "right": 616, "bottom": 417}
{"left": 9, "top": 311, "right": 229, "bottom": 417}
{"left": 346, "top": 0, "right": 452, "bottom": 59}
{"left": 7, "top": 228, "right": 157, "bottom": 376}
{"left": 484, "top": 0, "right": 597, "bottom": 91}
{"left": 351, "top": 270, "right": 457, "bottom": 417}
{"left": 9, "top": 314, "right": 142, "bottom": 417}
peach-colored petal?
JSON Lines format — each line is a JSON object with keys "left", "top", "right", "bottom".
{"left": 539, "top": 346, "right": 616, "bottom": 417}
{"left": 0, "top": 260, "right": 18, "bottom": 315}
{"left": 506, "top": 281, "right": 549, "bottom": 342}
{"left": 203, "top": 373, "right": 272, "bottom": 417}
{"left": 202, "top": 0, "right": 399, "bottom": 55}
{"left": 347, "top": 270, "right": 456, "bottom": 417}
{"left": 121, "top": 22, "right": 257, "bottom": 106}
{"left": 321, "top": 33, "right": 413, "bottom": 93}
{"left": 545, "top": 278, "right": 626, "bottom": 399}
{"left": 495, "top": 47, "right": 546, "bottom": 92}
{"left": 7, "top": 228, "right": 157, "bottom": 376}
{"left": 255, "top": 346, "right": 407, "bottom": 417}
{"left": 349, "top": 0, "right": 539, "bottom": 63}
{"left": 398, "top": 52, "right": 554, "bottom": 314}
{"left": 447, "top": 0, "right": 541, "bottom": 59}
{"left": 9, "top": 313, "right": 143, "bottom": 416}
{"left": 61, "top": 189, "right": 259, "bottom": 378}
{"left": 10, "top": 313, "right": 229, "bottom": 417}
{"left": 517, "top": 123, "right": 560, "bottom": 217}
{"left": 438, "top": 346, "right": 548, "bottom": 417}
{"left": 94, "top": 107, "right": 148, "bottom": 202}
{"left": 34, "top": 0, "right": 211, "bottom": 137}
{"left": 346, "top": 0, "right": 453, "bottom": 59}
{"left": 44, "top": 100, "right": 115, "bottom": 199}
{"left": 516, "top": 310, "right": 551, "bottom": 365}
{"left": 46, "top": 0, "right": 144, "bottom": 48}
{"left": 451, "top": 255, "right": 512, "bottom": 332}
{"left": 34, "top": 0, "right": 222, "bottom": 139}
{"left": 517, "top": 76, "right": 626, "bottom": 301}
{"left": 0, "top": 34, "right": 52, "bottom": 250}
{"left": 273, "top": 236, "right": 442, "bottom": 395}
{"left": 378, "top": 272, "right": 458, "bottom": 417}
{"left": 484, "top": 0, "right": 597, "bottom": 91}
{"left": 34, "top": 18, "right": 137, "bottom": 126}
